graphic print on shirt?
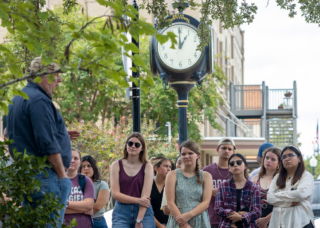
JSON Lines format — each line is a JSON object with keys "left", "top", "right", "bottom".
{"left": 213, "top": 179, "right": 224, "bottom": 188}
{"left": 69, "top": 186, "right": 84, "bottom": 201}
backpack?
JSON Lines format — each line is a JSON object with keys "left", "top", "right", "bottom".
{"left": 78, "top": 173, "right": 86, "bottom": 193}
{"left": 77, "top": 173, "right": 94, "bottom": 225}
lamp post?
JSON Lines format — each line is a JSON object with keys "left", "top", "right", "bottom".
{"left": 132, "top": 0, "right": 141, "bottom": 133}
{"left": 310, "top": 156, "right": 317, "bottom": 178}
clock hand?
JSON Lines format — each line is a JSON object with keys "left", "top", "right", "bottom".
{"left": 178, "top": 27, "right": 182, "bottom": 49}
{"left": 180, "top": 35, "right": 188, "bottom": 49}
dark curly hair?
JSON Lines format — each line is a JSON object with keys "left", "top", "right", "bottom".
{"left": 79, "top": 155, "right": 101, "bottom": 183}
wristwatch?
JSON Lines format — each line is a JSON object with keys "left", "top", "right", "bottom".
{"left": 66, "top": 201, "right": 69, "bottom": 208}
{"left": 136, "top": 219, "right": 142, "bottom": 224}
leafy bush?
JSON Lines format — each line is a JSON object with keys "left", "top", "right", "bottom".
{"left": 0, "top": 140, "right": 76, "bottom": 227}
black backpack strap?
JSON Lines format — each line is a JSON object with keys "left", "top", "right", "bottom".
{"left": 78, "top": 173, "right": 86, "bottom": 193}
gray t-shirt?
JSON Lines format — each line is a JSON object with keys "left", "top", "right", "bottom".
{"left": 93, "top": 180, "right": 110, "bottom": 218}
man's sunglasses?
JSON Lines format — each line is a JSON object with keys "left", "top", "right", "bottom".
{"left": 127, "top": 141, "right": 141, "bottom": 148}
{"left": 229, "top": 160, "right": 243, "bottom": 167}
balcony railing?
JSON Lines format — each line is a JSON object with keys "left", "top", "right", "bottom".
{"left": 267, "top": 89, "right": 294, "bottom": 110}
{"left": 234, "top": 85, "right": 263, "bottom": 110}
{"left": 230, "top": 81, "right": 297, "bottom": 118}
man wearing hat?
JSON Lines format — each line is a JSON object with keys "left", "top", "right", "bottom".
{"left": 6, "top": 57, "right": 79, "bottom": 227}
{"left": 248, "top": 142, "right": 274, "bottom": 180}
{"left": 203, "top": 137, "right": 236, "bottom": 228}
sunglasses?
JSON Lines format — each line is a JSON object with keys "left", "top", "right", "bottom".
{"left": 280, "top": 153, "right": 297, "bottom": 161}
{"left": 229, "top": 160, "right": 243, "bottom": 167}
{"left": 127, "top": 141, "right": 141, "bottom": 148}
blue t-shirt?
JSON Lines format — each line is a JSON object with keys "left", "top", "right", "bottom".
{"left": 7, "top": 82, "right": 71, "bottom": 168}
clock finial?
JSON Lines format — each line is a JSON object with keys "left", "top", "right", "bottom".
{"left": 172, "top": 1, "right": 189, "bottom": 14}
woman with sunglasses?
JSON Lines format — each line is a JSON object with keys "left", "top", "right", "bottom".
{"left": 267, "top": 146, "right": 315, "bottom": 228}
{"left": 64, "top": 148, "right": 95, "bottom": 228}
{"left": 166, "top": 140, "right": 212, "bottom": 228}
{"left": 110, "top": 132, "right": 155, "bottom": 228}
{"left": 215, "top": 153, "right": 261, "bottom": 228}
{"left": 80, "top": 155, "right": 110, "bottom": 228}
{"left": 251, "top": 147, "right": 281, "bottom": 228}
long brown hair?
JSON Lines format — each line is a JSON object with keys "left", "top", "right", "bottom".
{"left": 123, "top": 132, "right": 148, "bottom": 163}
{"left": 258, "top": 147, "right": 281, "bottom": 178}
{"left": 179, "top": 141, "right": 202, "bottom": 185}
{"left": 276, "top": 146, "right": 305, "bottom": 189}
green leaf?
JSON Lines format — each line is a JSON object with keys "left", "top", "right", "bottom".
{"left": 67, "top": 22, "right": 76, "bottom": 30}
{"left": 27, "top": 194, "right": 33, "bottom": 202}
{"left": 130, "top": 77, "right": 139, "bottom": 86}
{"left": 0, "top": 102, "right": 9, "bottom": 115}
{"left": 41, "top": 56, "right": 53, "bottom": 65}
{"left": 124, "top": 43, "right": 139, "bottom": 53}
{"left": 145, "top": 76, "right": 154, "bottom": 87}
{"left": 33, "top": 77, "right": 42, "bottom": 83}
{"left": 72, "top": 32, "right": 80, "bottom": 39}
{"left": 155, "top": 33, "right": 169, "bottom": 45}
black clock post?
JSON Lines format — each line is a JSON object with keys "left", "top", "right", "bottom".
{"left": 149, "top": 5, "right": 213, "bottom": 145}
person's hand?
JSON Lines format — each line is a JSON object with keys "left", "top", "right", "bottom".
{"left": 227, "top": 212, "right": 242, "bottom": 223}
{"left": 84, "top": 209, "right": 93, "bottom": 216}
{"left": 135, "top": 222, "right": 143, "bottom": 228}
{"left": 176, "top": 212, "right": 192, "bottom": 225}
{"left": 137, "top": 196, "right": 151, "bottom": 208}
{"left": 256, "top": 217, "right": 269, "bottom": 228}
{"left": 68, "top": 130, "right": 80, "bottom": 140}
{"left": 159, "top": 224, "right": 166, "bottom": 228}
{"left": 292, "top": 202, "right": 298, "bottom": 206}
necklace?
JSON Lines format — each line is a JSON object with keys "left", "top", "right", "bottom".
{"left": 217, "top": 164, "right": 229, "bottom": 179}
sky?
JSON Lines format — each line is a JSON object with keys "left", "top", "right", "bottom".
{"left": 240, "top": 1, "right": 320, "bottom": 158}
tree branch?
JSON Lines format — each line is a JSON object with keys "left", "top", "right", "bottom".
{"left": 0, "top": 69, "right": 61, "bottom": 89}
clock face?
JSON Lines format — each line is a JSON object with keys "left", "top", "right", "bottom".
{"left": 157, "top": 23, "right": 203, "bottom": 71}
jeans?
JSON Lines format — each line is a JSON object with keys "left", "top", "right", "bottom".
{"left": 93, "top": 216, "right": 108, "bottom": 228}
{"left": 22, "top": 168, "right": 71, "bottom": 228}
{"left": 112, "top": 201, "right": 156, "bottom": 228}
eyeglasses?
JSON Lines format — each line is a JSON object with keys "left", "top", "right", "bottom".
{"left": 127, "top": 141, "right": 141, "bottom": 148}
{"left": 280, "top": 153, "right": 297, "bottom": 161}
{"left": 229, "top": 160, "right": 243, "bottom": 167}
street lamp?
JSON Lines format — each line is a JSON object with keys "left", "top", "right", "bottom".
{"left": 310, "top": 156, "right": 318, "bottom": 178}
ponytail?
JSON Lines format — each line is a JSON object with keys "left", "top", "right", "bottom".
{"left": 195, "top": 158, "right": 202, "bottom": 185}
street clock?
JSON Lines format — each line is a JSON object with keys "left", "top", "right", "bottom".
{"left": 150, "top": 13, "right": 213, "bottom": 86}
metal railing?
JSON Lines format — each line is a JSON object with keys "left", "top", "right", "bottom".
{"left": 234, "top": 85, "right": 263, "bottom": 110}
{"left": 267, "top": 89, "right": 294, "bottom": 110}
{"left": 266, "top": 118, "right": 294, "bottom": 148}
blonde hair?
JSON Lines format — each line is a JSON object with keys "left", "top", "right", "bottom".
{"left": 123, "top": 132, "right": 148, "bottom": 163}
{"left": 179, "top": 141, "right": 202, "bottom": 185}
{"left": 150, "top": 156, "right": 170, "bottom": 176}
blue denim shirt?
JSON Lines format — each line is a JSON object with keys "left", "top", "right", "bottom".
{"left": 7, "top": 82, "right": 71, "bottom": 168}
